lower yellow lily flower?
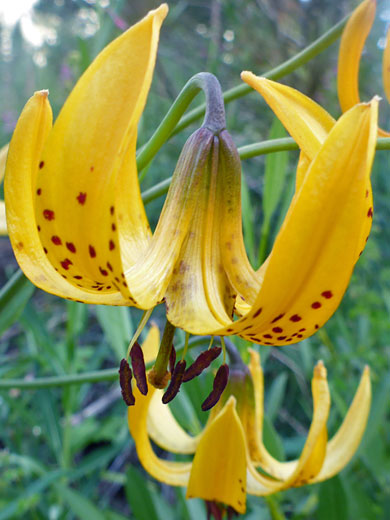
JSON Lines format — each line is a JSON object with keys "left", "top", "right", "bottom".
{"left": 338, "top": 0, "right": 389, "bottom": 136}
{"left": 128, "top": 334, "right": 371, "bottom": 515}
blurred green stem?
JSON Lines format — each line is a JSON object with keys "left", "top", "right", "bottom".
{"left": 0, "top": 337, "right": 210, "bottom": 389}
{"left": 142, "top": 137, "right": 390, "bottom": 204}
{"left": 265, "top": 496, "right": 287, "bottom": 520}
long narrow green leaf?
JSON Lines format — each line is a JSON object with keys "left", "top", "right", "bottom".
{"left": 0, "top": 270, "right": 34, "bottom": 336}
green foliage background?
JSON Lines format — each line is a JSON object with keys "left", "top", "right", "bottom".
{"left": 0, "top": 0, "right": 389, "bottom": 518}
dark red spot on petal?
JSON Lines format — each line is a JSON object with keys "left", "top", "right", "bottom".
{"left": 321, "top": 290, "right": 333, "bottom": 299}
{"left": 36, "top": 188, "right": 42, "bottom": 195}
{"left": 263, "top": 334, "right": 273, "bottom": 339}
{"left": 277, "top": 336, "right": 287, "bottom": 340}
{"left": 297, "top": 334, "right": 303, "bottom": 338}
{"left": 90, "top": 165, "right": 94, "bottom": 172}
{"left": 66, "top": 242, "right": 76, "bottom": 253}
{"left": 299, "top": 328, "right": 306, "bottom": 332}
{"left": 111, "top": 223, "right": 116, "bottom": 231}
{"left": 290, "top": 314, "right": 302, "bottom": 322}
{"left": 99, "top": 267, "right": 108, "bottom": 276}
{"left": 311, "top": 301, "right": 321, "bottom": 309}
{"left": 110, "top": 206, "right": 114, "bottom": 216}
{"left": 315, "top": 324, "right": 319, "bottom": 329}
{"left": 37, "top": 225, "right": 41, "bottom": 232}
{"left": 51, "top": 235, "right": 62, "bottom": 245}
{"left": 367, "top": 207, "right": 373, "bottom": 218}
{"left": 43, "top": 209, "right": 55, "bottom": 220}
{"left": 73, "top": 275, "right": 83, "bottom": 279}
{"left": 253, "top": 307, "right": 262, "bottom": 318}
{"left": 89, "top": 245, "right": 96, "bottom": 258}
{"left": 272, "top": 327, "right": 283, "bottom": 333}
{"left": 271, "top": 313, "right": 284, "bottom": 323}
{"left": 39, "top": 161, "right": 44, "bottom": 169}
{"left": 365, "top": 189, "right": 369, "bottom": 198}
{"left": 109, "top": 240, "right": 115, "bottom": 250}
{"left": 61, "top": 258, "right": 73, "bottom": 270}
{"left": 77, "top": 192, "right": 87, "bottom": 205}
{"left": 106, "top": 261, "right": 113, "bottom": 272}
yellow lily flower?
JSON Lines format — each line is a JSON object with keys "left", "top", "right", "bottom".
{"left": 0, "top": 144, "right": 9, "bottom": 235}
{"left": 128, "top": 339, "right": 371, "bottom": 516}
{"left": 4, "top": 2, "right": 378, "bottom": 348}
{"left": 338, "top": 0, "right": 389, "bottom": 136}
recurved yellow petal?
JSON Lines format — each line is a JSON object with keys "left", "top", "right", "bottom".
{"left": 141, "top": 323, "right": 160, "bottom": 364}
{"left": 147, "top": 390, "right": 199, "bottom": 454}
{"left": 34, "top": 5, "right": 167, "bottom": 300}
{"left": 186, "top": 396, "right": 247, "bottom": 514}
{"left": 338, "top": 0, "right": 376, "bottom": 112}
{"left": 241, "top": 73, "right": 335, "bottom": 161}
{"left": 383, "top": 27, "right": 390, "bottom": 105}
{"left": 314, "top": 366, "right": 371, "bottom": 482}
{"left": 0, "top": 201, "right": 6, "bottom": 235}
{"left": 4, "top": 92, "right": 128, "bottom": 304}
{"left": 128, "top": 385, "right": 191, "bottom": 486}
{"left": 229, "top": 99, "right": 378, "bottom": 345}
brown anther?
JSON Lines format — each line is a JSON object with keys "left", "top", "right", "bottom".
{"left": 169, "top": 344, "right": 176, "bottom": 374}
{"left": 201, "top": 364, "right": 229, "bottom": 411}
{"left": 118, "top": 359, "right": 135, "bottom": 406}
{"left": 206, "top": 501, "right": 223, "bottom": 520}
{"left": 162, "top": 360, "right": 187, "bottom": 404}
{"left": 130, "top": 341, "right": 148, "bottom": 396}
{"left": 148, "top": 368, "right": 171, "bottom": 389}
{"left": 182, "top": 346, "right": 222, "bottom": 382}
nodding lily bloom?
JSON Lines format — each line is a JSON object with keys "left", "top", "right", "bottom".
{"left": 0, "top": 144, "right": 9, "bottom": 235}
{"left": 338, "top": 0, "right": 389, "bottom": 136}
{"left": 128, "top": 338, "right": 371, "bottom": 516}
{"left": 5, "top": 1, "right": 377, "bottom": 352}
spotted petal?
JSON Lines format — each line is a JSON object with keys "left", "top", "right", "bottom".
{"left": 218, "top": 80, "right": 377, "bottom": 346}
{"left": 28, "top": 5, "right": 167, "bottom": 300}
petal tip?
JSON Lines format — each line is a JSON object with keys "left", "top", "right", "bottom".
{"left": 152, "top": 3, "right": 169, "bottom": 22}
{"left": 314, "top": 360, "right": 327, "bottom": 379}
{"left": 34, "top": 89, "right": 49, "bottom": 99}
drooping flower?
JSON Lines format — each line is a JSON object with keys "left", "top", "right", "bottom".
{"left": 338, "top": 0, "right": 389, "bottom": 136}
{"left": 128, "top": 332, "right": 371, "bottom": 516}
{"left": 5, "top": 3, "right": 378, "bottom": 351}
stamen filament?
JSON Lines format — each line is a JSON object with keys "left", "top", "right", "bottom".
{"left": 126, "top": 308, "right": 153, "bottom": 360}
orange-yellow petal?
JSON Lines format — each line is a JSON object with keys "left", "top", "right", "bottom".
{"left": 34, "top": 5, "right": 167, "bottom": 299}
{"left": 186, "top": 396, "right": 247, "bottom": 514}
{"left": 337, "top": 0, "right": 376, "bottom": 112}
{"left": 221, "top": 98, "right": 378, "bottom": 345}
{"left": 4, "top": 91, "right": 128, "bottom": 304}
{"left": 313, "top": 366, "right": 371, "bottom": 482}
{"left": 128, "top": 385, "right": 191, "bottom": 486}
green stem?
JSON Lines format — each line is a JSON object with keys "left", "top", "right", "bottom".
{"left": 136, "top": 72, "right": 225, "bottom": 172}
{"left": 0, "top": 337, "right": 211, "bottom": 389}
{"left": 149, "top": 319, "right": 176, "bottom": 388}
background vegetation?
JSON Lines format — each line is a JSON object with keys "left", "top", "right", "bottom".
{"left": 0, "top": 0, "right": 389, "bottom": 518}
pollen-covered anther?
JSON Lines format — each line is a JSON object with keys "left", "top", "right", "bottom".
{"left": 118, "top": 358, "right": 135, "bottom": 406}
{"left": 162, "top": 360, "right": 187, "bottom": 404}
{"left": 201, "top": 363, "right": 229, "bottom": 411}
{"left": 182, "top": 346, "right": 222, "bottom": 382}
{"left": 130, "top": 341, "right": 148, "bottom": 396}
